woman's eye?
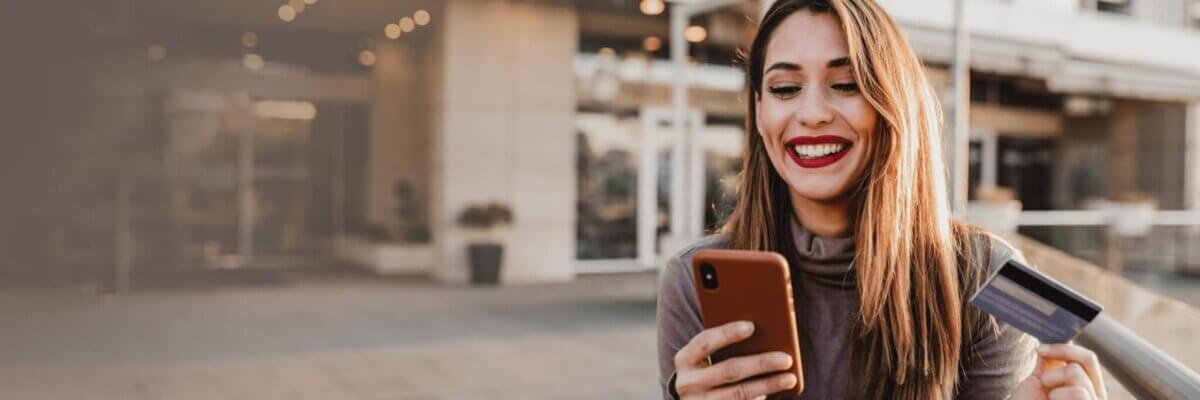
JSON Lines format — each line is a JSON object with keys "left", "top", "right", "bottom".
{"left": 767, "top": 85, "right": 801, "bottom": 97}
{"left": 831, "top": 82, "right": 859, "bottom": 93}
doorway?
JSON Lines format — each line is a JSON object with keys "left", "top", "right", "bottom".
{"left": 160, "top": 90, "right": 367, "bottom": 269}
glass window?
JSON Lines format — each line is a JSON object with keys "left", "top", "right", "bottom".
{"left": 1191, "top": 1, "right": 1200, "bottom": 28}
{"left": 1096, "top": 0, "right": 1132, "bottom": 15}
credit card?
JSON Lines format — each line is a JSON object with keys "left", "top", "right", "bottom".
{"left": 969, "top": 259, "right": 1103, "bottom": 343}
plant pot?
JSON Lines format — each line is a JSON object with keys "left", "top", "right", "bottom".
{"left": 467, "top": 243, "right": 503, "bottom": 285}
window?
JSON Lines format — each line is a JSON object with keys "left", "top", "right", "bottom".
{"left": 1191, "top": 1, "right": 1200, "bottom": 28}
{"left": 1096, "top": 0, "right": 1132, "bottom": 15}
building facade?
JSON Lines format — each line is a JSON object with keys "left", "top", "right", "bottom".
{"left": 6, "top": 0, "right": 1200, "bottom": 286}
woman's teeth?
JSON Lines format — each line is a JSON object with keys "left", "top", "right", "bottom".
{"left": 792, "top": 143, "right": 847, "bottom": 158}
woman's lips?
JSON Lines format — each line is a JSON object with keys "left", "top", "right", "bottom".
{"left": 785, "top": 135, "right": 852, "bottom": 169}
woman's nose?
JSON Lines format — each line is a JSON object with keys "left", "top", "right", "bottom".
{"left": 795, "top": 90, "right": 835, "bottom": 128}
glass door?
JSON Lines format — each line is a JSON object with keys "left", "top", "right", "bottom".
{"left": 249, "top": 99, "right": 320, "bottom": 260}
{"left": 164, "top": 90, "right": 249, "bottom": 269}
{"left": 163, "top": 91, "right": 357, "bottom": 269}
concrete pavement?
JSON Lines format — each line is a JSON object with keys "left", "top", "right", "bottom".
{"left": 6, "top": 261, "right": 1199, "bottom": 400}
{"left": 0, "top": 267, "right": 662, "bottom": 399}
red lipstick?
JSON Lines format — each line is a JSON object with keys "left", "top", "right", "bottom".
{"left": 784, "top": 135, "right": 852, "bottom": 169}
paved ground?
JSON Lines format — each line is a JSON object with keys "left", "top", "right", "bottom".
{"left": 4, "top": 262, "right": 1199, "bottom": 400}
{"left": 0, "top": 267, "right": 663, "bottom": 399}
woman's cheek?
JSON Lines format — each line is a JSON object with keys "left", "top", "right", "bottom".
{"left": 758, "top": 102, "right": 789, "bottom": 144}
{"left": 757, "top": 105, "right": 789, "bottom": 174}
{"left": 848, "top": 99, "right": 879, "bottom": 136}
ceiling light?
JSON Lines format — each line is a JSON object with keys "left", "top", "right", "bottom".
{"left": 278, "top": 5, "right": 296, "bottom": 22}
{"left": 358, "top": 50, "right": 377, "bottom": 66}
{"left": 640, "top": 0, "right": 665, "bottom": 16}
{"left": 253, "top": 100, "right": 317, "bottom": 120}
{"left": 685, "top": 25, "right": 706, "bottom": 43}
{"left": 288, "top": 0, "right": 306, "bottom": 13}
{"left": 243, "top": 53, "right": 265, "bottom": 70}
{"left": 642, "top": 36, "right": 662, "bottom": 52}
{"left": 414, "top": 10, "right": 431, "bottom": 25}
{"left": 242, "top": 32, "right": 258, "bottom": 48}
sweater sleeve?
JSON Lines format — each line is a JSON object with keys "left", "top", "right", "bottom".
{"left": 956, "top": 234, "right": 1040, "bottom": 399}
{"left": 657, "top": 254, "right": 705, "bottom": 399}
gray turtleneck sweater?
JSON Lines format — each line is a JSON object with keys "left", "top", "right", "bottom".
{"left": 656, "top": 220, "right": 1038, "bottom": 399}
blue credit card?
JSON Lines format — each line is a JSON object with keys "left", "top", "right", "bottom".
{"left": 969, "top": 259, "right": 1103, "bottom": 343}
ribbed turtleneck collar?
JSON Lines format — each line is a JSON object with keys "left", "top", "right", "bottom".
{"left": 789, "top": 216, "right": 857, "bottom": 288}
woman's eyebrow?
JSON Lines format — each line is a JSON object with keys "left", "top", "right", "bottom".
{"left": 765, "top": 62, "right": 801, "bottom": 73}
{"left": 765, "top": 57, "right": 850, "bottom": 74}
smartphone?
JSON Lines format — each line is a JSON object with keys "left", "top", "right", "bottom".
{"left": 691, "top": 249, "right": 804, "bottom": 396}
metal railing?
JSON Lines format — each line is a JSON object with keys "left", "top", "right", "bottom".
{"left": 1079, "top": 315, "right": 1200, "bottom": 399}
{"left": 1016, "top": 235, "right": 1200, "bottom": 399}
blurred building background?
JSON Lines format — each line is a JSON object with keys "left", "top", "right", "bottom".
{"left": 4, "top": 0, "right": 1200, "bottom": 287}
{"left": 2, "top": 0, "right": 1200, "bottom": 398}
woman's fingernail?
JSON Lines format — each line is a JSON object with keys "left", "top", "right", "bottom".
{"left": 739, "top": 321, "right": 754, "bottom": 334}
{"left": 781, "top": 373, "right": 798, "bottom": 388}
{"left": 1038, "top": 344, "right": 1050, "bottom": 353}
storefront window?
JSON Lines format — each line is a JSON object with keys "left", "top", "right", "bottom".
{"left": 575, "top": 112, "right": 742, "bottom": 260}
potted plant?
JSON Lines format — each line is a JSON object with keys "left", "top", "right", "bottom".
{"left": 394, "top": 181, "right": 430, "bottom": 243}
{"left": 332, "top": 179, "right": 434, "bottom": 276}
{"left": 457, "top": 203, "right": 513, "bottom": 285}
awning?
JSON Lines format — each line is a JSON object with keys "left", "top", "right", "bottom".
{"left": 904, "top": 25, "right": 1200, "bottom": 103}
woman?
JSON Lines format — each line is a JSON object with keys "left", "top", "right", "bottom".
{"left": 656, "top": 0, "right": 1107, "bottom": 399}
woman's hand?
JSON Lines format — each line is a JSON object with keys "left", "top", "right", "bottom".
{"left": 1012, "top": 343, "right": 1107, "bottom": 400}
{"left": 673, "top": 321, "right": 798, "bottom": 399}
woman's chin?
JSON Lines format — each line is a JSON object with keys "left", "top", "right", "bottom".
{"left": 787, "top": 183, "right": 853, "bottom": 204}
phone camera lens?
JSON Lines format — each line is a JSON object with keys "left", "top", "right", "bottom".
{"left": 699, "top": 263, "right": 718, "bottom": 290}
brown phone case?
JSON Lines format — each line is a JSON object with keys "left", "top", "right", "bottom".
{"left": 692, "top": 249, "right": 804, "bottom": 396}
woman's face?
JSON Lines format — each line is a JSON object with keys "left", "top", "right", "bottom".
{"left": 756, "top": 11, "right": 878, "bottom": 203}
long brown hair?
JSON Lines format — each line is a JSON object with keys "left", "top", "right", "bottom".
{"left": 722, "top": 0, "right": 981, "bottom": 398}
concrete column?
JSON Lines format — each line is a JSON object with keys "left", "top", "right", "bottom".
{"left": 1187, "top": 102, "right": 1200, "bottom": 269}
{"left": 1104, "top": 99, "right": 1140, "bottom": 274}
{"left": 432, "top": 0, "right": 578, "bottom": 284}
{"left": 1107, "top": 99, "right": 1138, "bottom": 199}
{"left": 367, "top": 39, "right": 431, "bottom": 236}
{"left": 1187, "top": 103, "right": 1200, "bottom": 211}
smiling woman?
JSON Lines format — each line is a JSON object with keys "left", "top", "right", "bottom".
{"left": 755, "top": 10, "right": 877, "bottom": 223}
{"left": 656, "top": 1, "right": 1108, "bottom": 399}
